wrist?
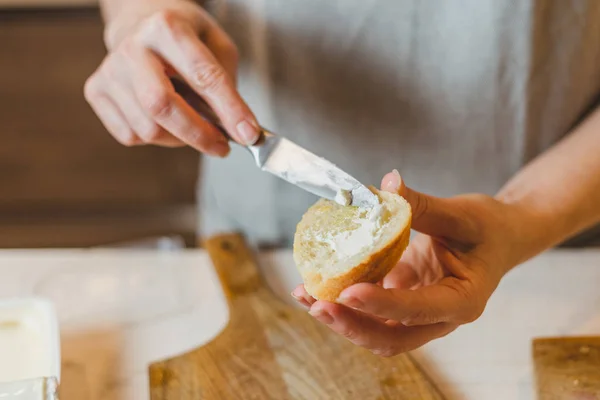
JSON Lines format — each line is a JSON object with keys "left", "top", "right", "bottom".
{"left": 496, "top": 190, "right": 569, "bottom": 268}
{"left": 103, "top": 0, "right": 202, "bottom": 50}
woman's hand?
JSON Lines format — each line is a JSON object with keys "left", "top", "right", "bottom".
{"left": 85, "top": 0, "right": 260, "bottom": 155}
{"left": 292, "top": 170, "right": 532, "bottom": 357}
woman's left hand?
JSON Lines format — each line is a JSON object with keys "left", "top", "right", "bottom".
{"left": 292, "top": 170, "right": 532, "bottom": 357}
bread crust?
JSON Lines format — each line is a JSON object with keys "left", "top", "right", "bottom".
{"left": 302, "top": 213, "right": 411, "bottom": 302}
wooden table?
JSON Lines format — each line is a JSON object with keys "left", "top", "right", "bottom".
{"left": 0, "top": 248, "right": 598, "bottom": 399}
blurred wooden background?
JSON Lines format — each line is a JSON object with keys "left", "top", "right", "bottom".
{"left": 0, "top": 8, "right": 199, "bottom": 248}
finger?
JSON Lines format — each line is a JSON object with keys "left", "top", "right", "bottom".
{"left": 125, "top": 48, "right": 230, "bottom": 155}
{"left": 291, "top": 285, "right": 316, "bottom": 308}
{"left": 291, "top": 294, "right": 311, "bottom": 309}
{"left": 338, "top": 280, "right": 482, "bottom": 326}
{"left": 309, "top": 301, "right": 454, "bottom": 356}
{"left": 84, "top": 81, "right": 141, "bottom": 146}
{"left": 290, "top": 281, "right": 392, "bottom": 324}
{"left": 105, "top": 78, "right": 185, "bottom": 148}
{"left": 381, "top": 170, "right": 472, "bottom": 240}
{"left": 202, "top": 19, "right": 239, "bottom": 84}
{"left": 141, "top": 15, "right": 260, "bottom": 145}
{"left": 382, "top": 261, "right": 420, "bottom": 289}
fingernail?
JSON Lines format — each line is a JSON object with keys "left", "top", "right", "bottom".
{"left": 291, "top": 292, "right": 302, "bottom": 301}
{"left": 309, "top": 308, "right": 334, "bottom": 325}
{"left": 236, "top": 120, "right": 260, "bottom": 145}
{"left": 385, "top": 169, "right": 401, "bottom": 192}
{"left": 291, "top": 294, "right": 310, "bottom": 309}
{"left": 338, "top": 294, "right": 363, "bottom": 309}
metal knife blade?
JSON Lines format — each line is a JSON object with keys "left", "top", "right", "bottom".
{"left": 175, "top": 78, "right": 379, "bottom": 208}
{"left": 248, "top": 130, "right": 379, "bottom": 208}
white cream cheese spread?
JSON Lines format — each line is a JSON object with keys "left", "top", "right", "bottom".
{"left": 316, "top": 202, "right": 387, "bottom": 259}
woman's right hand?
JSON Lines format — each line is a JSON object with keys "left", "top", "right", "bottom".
{"left": 85, "top": 1, "right": 260, "bottom": 156}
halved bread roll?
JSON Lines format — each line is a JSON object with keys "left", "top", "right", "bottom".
{"left": 293, "top": 189, "right": 412, "bottom": 302}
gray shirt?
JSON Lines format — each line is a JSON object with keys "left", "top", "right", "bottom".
{"left": 199, "top": 0, "right": 600, "bottom": 246}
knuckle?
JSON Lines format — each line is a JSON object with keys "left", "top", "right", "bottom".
{"left": 337, "top": 324, "right": 360, "bottom": 342}
{"left": 118, "top": 39, "right": 139, "bottom": 59}
{"left": 136, "top": 9, "right": 181, "bottom": 43}
{"left": 191, "top": 63, "right": 228, "bottom": 92}
{"left": 83, "top": 76, "right": 101, "bottom": 101}
{"left": 149, "top": 9, "right": 179, "bottom": 31}
{"left": 140, "top": 88, "right": 174, "bottom": 118}
{"left": 113, "top": 130, "right": 138, "bottom": 146}
{"left": 371, "top": 347, "right": 398, "bottom": 358}
{"left": 180, "top": 129, "right": 218, "bottom": 153}
{"left": 450, "top": 281, "right": 484, "bottom": 323}
{"left": 413, "top": 192, "right": 429, "bottom": 218}
{"left": 138, "top": 124, "right": 163, "bottom": 143}
{"left": 119, "top": 135, "right": 139, "bottom": 147}
{"left": 463, "top": 302, "right": 484, "bottom": 323}
{"left": 402, "top": 309, "right": 436, "bottom": 326}
{"left": 99, "top": 53, "right": 122, "bottom": 81}
{"left": 400, "top": 297, "right": 440, "bottom": 325}
{"left": 186, "top": 130, "right": 210, "bottom": 149}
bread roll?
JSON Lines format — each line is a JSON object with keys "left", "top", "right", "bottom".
{"left": 293, "top": 189, "right": 412, "bottom": 302}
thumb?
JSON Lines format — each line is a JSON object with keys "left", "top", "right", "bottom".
{"left": 381, "top": 169, "right": 462, "bottom": 238}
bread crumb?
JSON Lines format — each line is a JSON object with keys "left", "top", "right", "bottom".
{"left": 334, "top": 189, "right": 352, "bottom": 206}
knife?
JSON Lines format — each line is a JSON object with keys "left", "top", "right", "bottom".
{"left": 175, "top": 79, "right": 379, "bottom": 209}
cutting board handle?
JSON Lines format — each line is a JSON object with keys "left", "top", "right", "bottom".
{"left": 203, "top": 233, "right": 262, "bottom": 299}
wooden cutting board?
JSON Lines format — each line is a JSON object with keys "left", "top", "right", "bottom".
{"left": 149, "top": 233, "right": 445, "bottom": 400}
{"left": 533, "top": 336, "right": 600, "bottom": 400}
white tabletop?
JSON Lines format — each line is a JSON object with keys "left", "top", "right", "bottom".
{"left": 0, "top": 248, "right": 598, "bottom": 399}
